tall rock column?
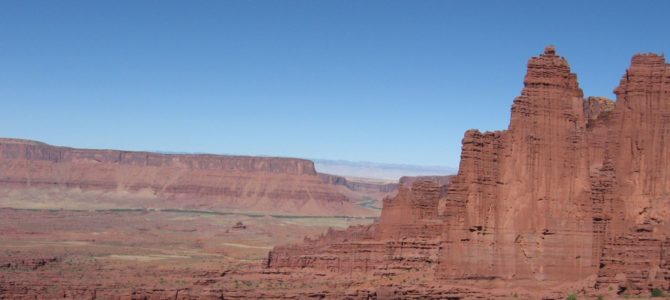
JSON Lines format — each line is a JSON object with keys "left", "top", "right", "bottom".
{"left": 611, "top": 54, "right": 670, "bottom": 224}
{"left": 596, "top": 54, "right": 670, "bottom": 292}
{"left": 439, "top": 46, "right": 596, "bottom": 281}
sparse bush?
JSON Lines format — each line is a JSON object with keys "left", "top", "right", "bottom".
{"left": 566, "top": 294, "right": 577, "bottom": 300}
{"left": 651, "top": 288, "right": 664, "bottom": 297}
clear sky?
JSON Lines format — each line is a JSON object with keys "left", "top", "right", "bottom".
{"left": 1, "top": 1, "right": 669, "bottom": 167}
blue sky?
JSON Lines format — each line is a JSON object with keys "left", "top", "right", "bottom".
{"left": 1, "top": 1, "right": 668, "bottom": 167}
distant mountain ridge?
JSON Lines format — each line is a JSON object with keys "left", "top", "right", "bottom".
{"left": 313, "top": 159, "right": 456, "bottom": 182}
{"left": 152, "top": 152, "right": 457, "bottom": 182}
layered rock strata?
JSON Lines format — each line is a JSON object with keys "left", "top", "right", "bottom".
{"left": 594, "top": 53, "right": 670, "bottom": 292}
{"left": 0, "top": 139, "right": 368, "bottom": 216}
{"left": 398, "top": 175, "right": 452, "bottom": 188}
{"left": 265, "top": 47, "right": 670, "bottom": 296}
{"left": 439, "top": 45, "right": 595, "bottom": 282}
{"left": 319, "top": 173, "right": 398, "bottom": 194}
{"left": 267, "top": 179, "right": 447, "bottom": 276}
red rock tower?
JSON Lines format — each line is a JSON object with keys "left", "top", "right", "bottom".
{"left": 439, "top": 45, "right": 595, "bottom": 281}
{"left": 263, "top": 47, "right": 670, "bottom": 296}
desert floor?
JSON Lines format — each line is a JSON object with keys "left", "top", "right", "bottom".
{"left": 0, "top": 201, "right": 373, "bottom": 297}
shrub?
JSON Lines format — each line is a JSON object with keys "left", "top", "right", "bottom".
{"left": 651, "top": 288, "right": 664, "bottom": 297}
{"left": 566, "top": 294, "right": 577, "bottom": 300}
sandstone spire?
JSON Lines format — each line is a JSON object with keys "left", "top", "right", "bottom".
{"left": 439, "top": 45, "right": 594, "bottom": 281}
{"left": 263, "top": 48, "right": 670, "bottom": 297}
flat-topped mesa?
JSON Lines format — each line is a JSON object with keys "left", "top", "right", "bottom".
{"left": 0, "top": 139, "right": 369, "bottom": 216}
{"left": 0, "top": 138, "right": 48, "bottom": 146}
{"left": 0, "top": 138, "right": 316, "bottom": 175}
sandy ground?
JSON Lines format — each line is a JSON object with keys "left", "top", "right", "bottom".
{"left": 0, "top": 206, "right": 373, "bottom": 298}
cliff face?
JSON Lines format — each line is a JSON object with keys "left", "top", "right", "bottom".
{"left": 267, "top": 179, "right": 447, "bottom": 275}
{"left": 595, "top": 53, "right": 670, "bottom": 292}
{"left": 265, "top": 48, "right": 670, "bottom": 297}
{"left": 439, "top": 46, "right": 595, "bottom": 282}
{"left": 398, "top": 175, "right": 452, "bottom": 188}
{"left": 0, "top": 139, "right": 369, "bottom": 216}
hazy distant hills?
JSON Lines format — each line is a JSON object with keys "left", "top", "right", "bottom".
{"left": 313, "top": 159, "right": 456, "bottom": 182}
{"left": 153, "top": 150, "right": 457, "bottom": 182}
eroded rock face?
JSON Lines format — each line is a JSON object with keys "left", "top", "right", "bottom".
{"left": 264, "top": 48, "right": 670, "bottom": 297}
{"left": 267, "top": 179, "right": 447, "bottom": 276}
{"left": 0, "top": 139, "right": 369, "bottom": 216}
{"left": 398, "top": 175, "right": 452, "bottom": 188}
{"left": 439, "top": 45, "right": 595, "bottom": 282}
{"left": 595, "top": 53, "right": 670, "bottom": 293}
{"left": 379, "top": 180, "right": 446, "bottom": 240}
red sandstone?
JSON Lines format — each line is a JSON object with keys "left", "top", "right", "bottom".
{"left": 2, "top": 46, "right": 669, "bottom": 299}
{"left": 0, "top": 139, "right": 376, "bottom": 216}
{"left": 264, "top": 47, "right": 670, "bottom": 298}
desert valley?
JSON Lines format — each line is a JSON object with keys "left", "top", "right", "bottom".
{"left": 0, "top": 137, "right": 397, "bottom": 298}
{"left": 1, "top": 46, "right": 669, "bottom": 299}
